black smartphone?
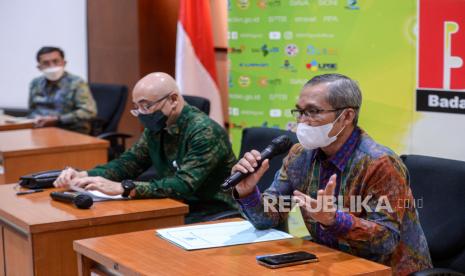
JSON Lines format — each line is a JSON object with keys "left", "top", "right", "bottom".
{"left": 256, "top": 251, "right": 318, "bottom": 269}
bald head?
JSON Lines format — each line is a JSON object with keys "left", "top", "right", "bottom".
{"left": 133, "top": 72, "right": 180, "bottom": 103}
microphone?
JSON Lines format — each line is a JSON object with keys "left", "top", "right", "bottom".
{"left": 50, "top": 191, "right": 93, "bottom": 209}
{"left": 221, "top": 135, "right": 293, "bottom": 191}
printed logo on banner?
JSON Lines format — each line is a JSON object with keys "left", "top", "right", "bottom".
{"left": 318, "top": 0, "right": 338, "bottom": 6}
{"left": 258, "top": 0, "right": 282, "bottom": 9}
{"left": 268, "top": 16, "right": 288, "bottom": 23}
{"left": 345, "top": 0, "right": 360, "bottom": 10}
{"left": 236, "top": 0, "right": 250, "bottom": 9}
{"left": 269, "top": 31, "right": 282, "bottom": 40}
{"left": 229, "top": 107, "right": 240, "bottom": 116}
{"left": 281, "top": 60, "right": 297, "bottom": 72}
{"left": 228, "top": 75, "right": 234, "bottom": 88}
{"left": 284, "top": 31, "right": 294, "bottom": 40}
{"left": 257, "top": 76, "right": 282, "bottom": 87}
{"left": 251, "top": 44, "right": 279, "bottom": 56}
{"left": 306, "top": 60, "right": 338, "bottom": 71}
{"left": 416, "top": 0, "right": 465, "bottom": 114}
{"left": 323, "top": 16, "right": 339, "bottom": 23}
{"left": 269, "top": 93, "right": 288, "bottom": 101}
{"left": 307, "top": 45, "right": 337, "bottom": 55}
{"left": 239, "top": 62, "right": 270, "bottom": 69}
{"left": 285, "top": 44, "right": 299, "bottom": 56}
{"left": 295, "top": 17, "right": 317, "bottom": 23}
{"left": 258, "top": 77, "right": 283, "bottom": 87}
{"left": 238, "top": 76, "right": 251, "bottom": 87}
{"left": 269, "top": 109, "right": 282, "bottom": 118}
{"left": 228, "top": 45, "right": 246, "bottom": 54}
{"left": 228, "top": 31, "right": 238, "bottom": 40}
{"left": 289, "top": 0, "right": 310, "bottom": 7}
{"left": 230, "top": 94, "right": 262, "bottom": 101}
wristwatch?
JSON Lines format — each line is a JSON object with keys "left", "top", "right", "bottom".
{"left": 121, "top": 179, "right": 136, "bottom": 198}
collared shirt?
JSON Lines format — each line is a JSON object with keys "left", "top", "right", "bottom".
{"left": 313, "top": 127, "right": 361, "bottom": 249}
{"left": 236, "top": 127, "right": 432, "bottom": 276}
{"left": 88, "top": 104, "right": 238, "bottom": 222}
{"left": 29, "top": 72, "right": 97, "bottom": 134}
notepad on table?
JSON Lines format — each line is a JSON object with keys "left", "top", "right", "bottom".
{"left": 156, "top": 220, "right": 293, "bottom": 250}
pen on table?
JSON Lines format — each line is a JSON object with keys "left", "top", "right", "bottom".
{"left": 16, "top": 189, "right": 44, "bottom": 195}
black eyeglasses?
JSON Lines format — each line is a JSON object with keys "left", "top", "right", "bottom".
{"left": 290, "top": 106, "right": 358, "bottom": 120}
{"left": 130, "top": 93, "right": 172, "bottom": 117}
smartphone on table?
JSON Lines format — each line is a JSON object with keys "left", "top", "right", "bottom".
{"left": 256, "top": 251, "right": 318, "bottom": 269}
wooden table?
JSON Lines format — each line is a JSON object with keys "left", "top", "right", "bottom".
{"left": 0, "top": 114, "right": 34, "bottom": 131}
{"left": 0, "top": 184, "right": 188, "bottom": 276}
{"left": 0, "top": 127, "right": 109, "bottom": 184}
{"left": 74, "top": 220, "right": 391, "bottom": 276}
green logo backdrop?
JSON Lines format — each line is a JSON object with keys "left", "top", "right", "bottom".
{"left": 228, "top": 0, "right": 416, "bottom": 154}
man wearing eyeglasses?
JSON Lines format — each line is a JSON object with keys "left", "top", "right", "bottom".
{"left": 54, "top": 72, "right": 237, "bottom": 223}
{"left": 231, "top": 74, "right": 432, "bottom": 275}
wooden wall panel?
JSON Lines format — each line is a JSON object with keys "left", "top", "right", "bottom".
{"left": 88, "top": 0, "right": 230, "bottom": 147}
{"left": 138, "top": 0, "right": 180, "bottom": 77}
{"left": 87, "top": 0, "right": 141, "bottom": 145}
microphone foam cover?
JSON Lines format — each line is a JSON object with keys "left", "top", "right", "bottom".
{"left": 74, "top": 194, "right": 93, "bottom": 209}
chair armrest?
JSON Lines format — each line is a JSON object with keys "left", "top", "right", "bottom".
{"left": 97, "top": 132, "right": 132, "bottom": 140}
{"left": 1, "top": 107, "right": 31, "bottom": 117}
{"left": 98, "top": 132, "right": 132, "bottom": 160}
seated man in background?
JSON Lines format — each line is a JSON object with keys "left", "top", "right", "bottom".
{"left": 232, "top": 74, "right": 432, "bottom": 275}
{"left": 55, "top": 72, "right": 237, "bottom": 223}
{"left": 29, "top": 46, "right": 97, "bottom": 134}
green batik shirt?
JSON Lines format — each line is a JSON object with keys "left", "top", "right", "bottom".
{"left": 29, "top": 72, "right": 97, "bottom": 134}
{"left": 87, "top": 104, "right": 237, "bottom": 218}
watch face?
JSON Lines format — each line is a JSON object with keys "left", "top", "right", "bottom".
{"left": 123, "top": 180, "right": 134, "bottom": 189}
{"left": 122, "top": 180, "right": 135, "bottom": 197}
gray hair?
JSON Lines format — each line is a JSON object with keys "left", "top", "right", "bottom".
{"left": 304, "top": 73, "right": 362, "bottom": 126}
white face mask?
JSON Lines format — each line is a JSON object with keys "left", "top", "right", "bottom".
{"left": 296, "top": 110, "right": 346, "bottom": 150}
{"left": 42, "top": 66, "right": 65, "bottom": 81}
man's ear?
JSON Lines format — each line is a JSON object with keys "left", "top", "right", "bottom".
{"left": 170, "top": 93, "right": 179, "bottom": 106}
{"left": 345, "top": 108, "right": 356, "bottom": 126}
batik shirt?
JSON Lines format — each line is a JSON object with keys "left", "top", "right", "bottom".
{"left": 29, "top": 72, "right": 97, "bottom": 134}
{"left": 88, "top": 104, "right": 237, "bottom": 222}
{"left": 236, "top": 127, "right": 432, "bottom": 275}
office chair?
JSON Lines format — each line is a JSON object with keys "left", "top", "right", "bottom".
{"left": 401, "top": 155, "right": 465, "bottom": 275}
{"left": 2, "top": 107, "right": 30, "bottom": 117}
{"left": 205, "top": 127, "right": 299, "bottom": 221}
{"left": 89, "top": 83, "right": 132, "bottom": 160}
{"left": 183, "top": 95, "right": 210, "bottom": 115}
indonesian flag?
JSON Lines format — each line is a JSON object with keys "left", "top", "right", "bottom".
{"left": 176, "top": 0, "right": 224, "bottom": 126}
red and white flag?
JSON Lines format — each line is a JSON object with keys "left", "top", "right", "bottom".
{"left": 176, "top": 0, "right": 224, "bottom": 126}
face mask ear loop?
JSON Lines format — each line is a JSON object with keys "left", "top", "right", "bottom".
{"left": 332, "top": 109, "right": 347, "bottom": 138}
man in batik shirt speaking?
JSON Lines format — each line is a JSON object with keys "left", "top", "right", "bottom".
{"left": 232, "top": 74, "right": 432, "bottom": 275}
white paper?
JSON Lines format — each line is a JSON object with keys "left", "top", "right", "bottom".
{"left": 70, "top": 186, "right": 124, "bottom": 202}
{"left": 156, "top": 221, "right": 293, "bottom": 250}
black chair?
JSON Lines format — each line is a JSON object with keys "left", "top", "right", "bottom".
{"left": 183, "top": 95, "right": 210, "bottom": 115}
{"left": 2, "top": 107, "right": 30, "bottom": 117}
{"left": 238, "top": 127, "right": 298, "bottom": 192}
{"left": 401, "top": 154, "right": 465, "bottom": 275}
{"left": 89, "top": 83, "right": 132, "bottom": 160}
{"left": 205, "top": 127, "right": 298, "bottom": 221}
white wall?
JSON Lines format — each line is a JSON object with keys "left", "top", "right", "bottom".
{"left": 0, "top": 0, "right": 87, "bottom": 108}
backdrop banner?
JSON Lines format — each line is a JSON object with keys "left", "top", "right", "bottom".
{"left": 228, "top": 0, "right": 465, "bottom": 161}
